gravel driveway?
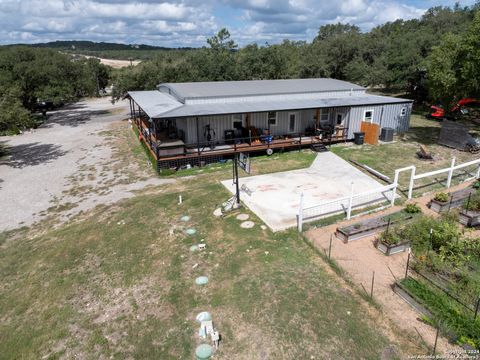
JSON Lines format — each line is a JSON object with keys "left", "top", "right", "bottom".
{"left": 0, "top": 97, "right": 172, "bottom": 232}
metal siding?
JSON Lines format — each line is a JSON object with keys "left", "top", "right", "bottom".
{"left": 180, "top": 103, "right": 412, "bottom": 144}
{"left": 346, "top": 103, "right": 412, "bottom": 138}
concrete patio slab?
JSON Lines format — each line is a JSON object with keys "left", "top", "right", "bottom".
{"left": 222, "top": 152, "right": 386, "bottom": 231}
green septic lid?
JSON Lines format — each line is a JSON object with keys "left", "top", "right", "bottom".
{"left": 190, "top": 245, "right": 199, "bottom": 252}
{"left": 181, "top": 215, "right": 190, "bottom": 222}
{"left": 186, "top": 228, "right": 197, "bottom": 235}
{"left": 195, "top": 276, "right": 209, "bottom": 285}
{"left": 195, "top": 344, "right": 213, "bottom": 359}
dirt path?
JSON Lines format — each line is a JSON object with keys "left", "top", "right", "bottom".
{"left": 306, "top": 181, "right": 473, "bottom": 356}
{"left": 0, "top": 97, "right": 172, "bottom": 232}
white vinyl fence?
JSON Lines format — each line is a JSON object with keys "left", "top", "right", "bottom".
{"left": 297, "top": 158, "right": 480, "bottom": 232}
{"left": 297, "top": 183, "right": 397, "bottom": 232}
{"left": 396, "top": 157, "right": 480, "bottom": 199}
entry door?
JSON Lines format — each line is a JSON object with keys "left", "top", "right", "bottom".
{"left": 336, "top": 113, "right": 344, "bottom": 126}
{"left": 288, "top": 112, "right": 298, "bottom": 133}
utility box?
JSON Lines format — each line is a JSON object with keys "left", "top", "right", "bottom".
{"left": 380, "top": 127, "right": 394, "bottom": 142}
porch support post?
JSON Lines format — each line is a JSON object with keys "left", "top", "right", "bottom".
{"left": 196, "top": 117, "right": 201, "bottom": 157}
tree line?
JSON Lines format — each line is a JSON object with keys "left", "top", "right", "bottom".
{"left": 0, "top": 47, "right": 109, "bottom": 134}
{"left": 112, "top": 4, "right": 480, "bottom": 111}
{"left": 0, "top": 4, "right": 479, "bottom": 135}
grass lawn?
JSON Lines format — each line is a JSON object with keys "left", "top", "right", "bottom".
{"left": 0, "top": 120, "right": 426, "bottom": 358}
{"left": 160, "top": 148, "right": 317, "bottom": 178}
{"left": 0, "top": 121, "right": 430, "bottom": 359}
{"left": 0, "top": 180, "right": 400, "bottom": 359}
{"left": 331, "top": 114, "right": 480, "bottom": 197}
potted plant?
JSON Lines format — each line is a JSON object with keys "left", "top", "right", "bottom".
{"left": 429, "top": 188, "right": 476, "bottom": 213}
{"left": 459, "top": 192, "right": 480, "bottom": 227}
{"left": 405, "top": 203, "right": 421, "bottom": 214}
{"left": 376, "top": 226, "right": 411, "bottom": 256}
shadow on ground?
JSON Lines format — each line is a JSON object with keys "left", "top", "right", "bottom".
{"left": 0, "top": 142, "right": 67, "bottom": 168}
{"left": 44, "top": 103, "right": 110, "bottom": 127}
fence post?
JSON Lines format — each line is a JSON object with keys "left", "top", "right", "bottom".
{"left": 297, "top": 192, "right": 304, "bottom": 233}
{"left": 432, "top": 326, "right": 440, "bottom": 355}
{"left": 370, "top": 271, "right": 375, "bottom": 298}
{"left": 474, "top": 297, "right": 480, "bottom": 320}
{"left": 477, "top": 164, "right": 480, "bottom": 179}
{"left": 346, "top": 182, "right": 354, "bottom": 220}
{"left": 328, "top": 235, "right": 332, "bottom": 259}
{"left": 408, "top": 166, "right": 416, "bottom": 199}
{"left": 405, "top": 248, "right": 411, "bottom": 279}
{"left": 446, "top": 157, "right": 456, "bottom": 188}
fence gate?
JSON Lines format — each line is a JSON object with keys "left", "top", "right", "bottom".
{"left": 360, "top": 122, "right": 380, "bottom": 145}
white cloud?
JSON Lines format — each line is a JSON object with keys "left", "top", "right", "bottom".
{"left": 0, "top": 0, "right": 430, "bottom": 46}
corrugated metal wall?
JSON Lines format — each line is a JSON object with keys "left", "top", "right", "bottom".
{"left": 174, "top": 102, "right": 412, "bottom": 144}
{"left": 346, "top": 103, "right": 412, "bottom": 138}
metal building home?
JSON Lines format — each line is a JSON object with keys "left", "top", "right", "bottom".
{"left": 127, "top": 78, "right": 413, "bottom": 171}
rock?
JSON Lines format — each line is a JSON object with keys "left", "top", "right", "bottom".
{"left": 213, "top": 208, "right": 223, "bottom": 217}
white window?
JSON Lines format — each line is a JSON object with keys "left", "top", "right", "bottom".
{"left": 268, "top": 111, "right": 277, "bottom": 127}
{"left": 288, "top": 113, "right": 297, "bottom": 132}
{"left": 400, "top": 107, "right": 407, "bottom": 116}
{"left": 232, "top": 114, "right": 243, "bottom": 129}
{"left": 320, "top": 109, "right": 329, "bottom": 123}
{"left": 363, "top": 110, "right": 374, "bottom": 122}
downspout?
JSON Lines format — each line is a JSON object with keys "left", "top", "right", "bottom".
{"left": 196, "top": 117, "right": 201, "bottom": 156}
{"left": 379, "top": 106, "right": 384, "bottom": 128}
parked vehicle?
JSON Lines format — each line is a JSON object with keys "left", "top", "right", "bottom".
{"left": 427, "top": 98, "right": 479, "bottom": 119}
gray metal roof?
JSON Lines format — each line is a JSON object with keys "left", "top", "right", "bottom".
{"left": 159, "top": 78, "right": 365, "bottom": 101}
{"left": 127, "top": 90, "right": 181, "bottom": 118}
{"left": 159, "top": 94, "right": 411, "bottom": 118}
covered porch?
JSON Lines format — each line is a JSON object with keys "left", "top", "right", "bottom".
{"left": 127, "top": 95, "right": 350, "bottom": 162}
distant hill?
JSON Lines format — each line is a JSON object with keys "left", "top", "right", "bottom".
{"left": 18, "top": 40, "right": 193, "bottom": 51}
{"left": 1, "top": 40, "right": 195, "bottom": 61}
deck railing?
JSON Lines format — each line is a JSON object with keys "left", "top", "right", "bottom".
{"left": 156, "top": 129, "right": 349, "bottom": 160}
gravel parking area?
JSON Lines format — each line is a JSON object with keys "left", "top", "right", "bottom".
{"left": 0, "top": 97, "right": 172, "bottom": 232}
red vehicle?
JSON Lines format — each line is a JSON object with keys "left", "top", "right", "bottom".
{"left": 428, "top": 98, "right": 479, "bottom": 119}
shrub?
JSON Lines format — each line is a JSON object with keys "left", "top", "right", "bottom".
{"left": 434, "top": 192, "right": 449, "bottom": 203}
{"left": 473, "top": 181, "right": 480, "bottom": 189}
{"left": 403, "top": 214, "right": 461, "bottom": 253}
{"left": 379, "top": 226, "right": 404, "bottom": 245}
{"left": 405, "top": 203, "right": 421, "bottom": 214}
{"left": 464, "top": 192, "right": 480, "bottom": 211}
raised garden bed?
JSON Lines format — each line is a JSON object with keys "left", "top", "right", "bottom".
{"left": 376, "top": 239, "right": 411, "bottom": 256}
{"left": 429, "top": 187, "right": 476, "bottom": 213}
{"left": 459, "top": 210, "right": 480, "bottom": 227}
{"left": 392, "top": 281, "right": 432, "bottom": 318}
{"left": 336, "top": 211, "right": 413, "bottom": 243}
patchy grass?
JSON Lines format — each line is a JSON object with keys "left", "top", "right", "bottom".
{"left": 0, "top": 176, "right": 422, "bottom": 359}
{"left": 163, "top": 149, "right": 317, "bottom": 178}
{"left": 331, "top": 114, "right": 480, "bottom": 197}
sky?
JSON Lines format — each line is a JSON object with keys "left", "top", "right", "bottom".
{"left": 0, "top": 0, "right": 477, "bottom": 47}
